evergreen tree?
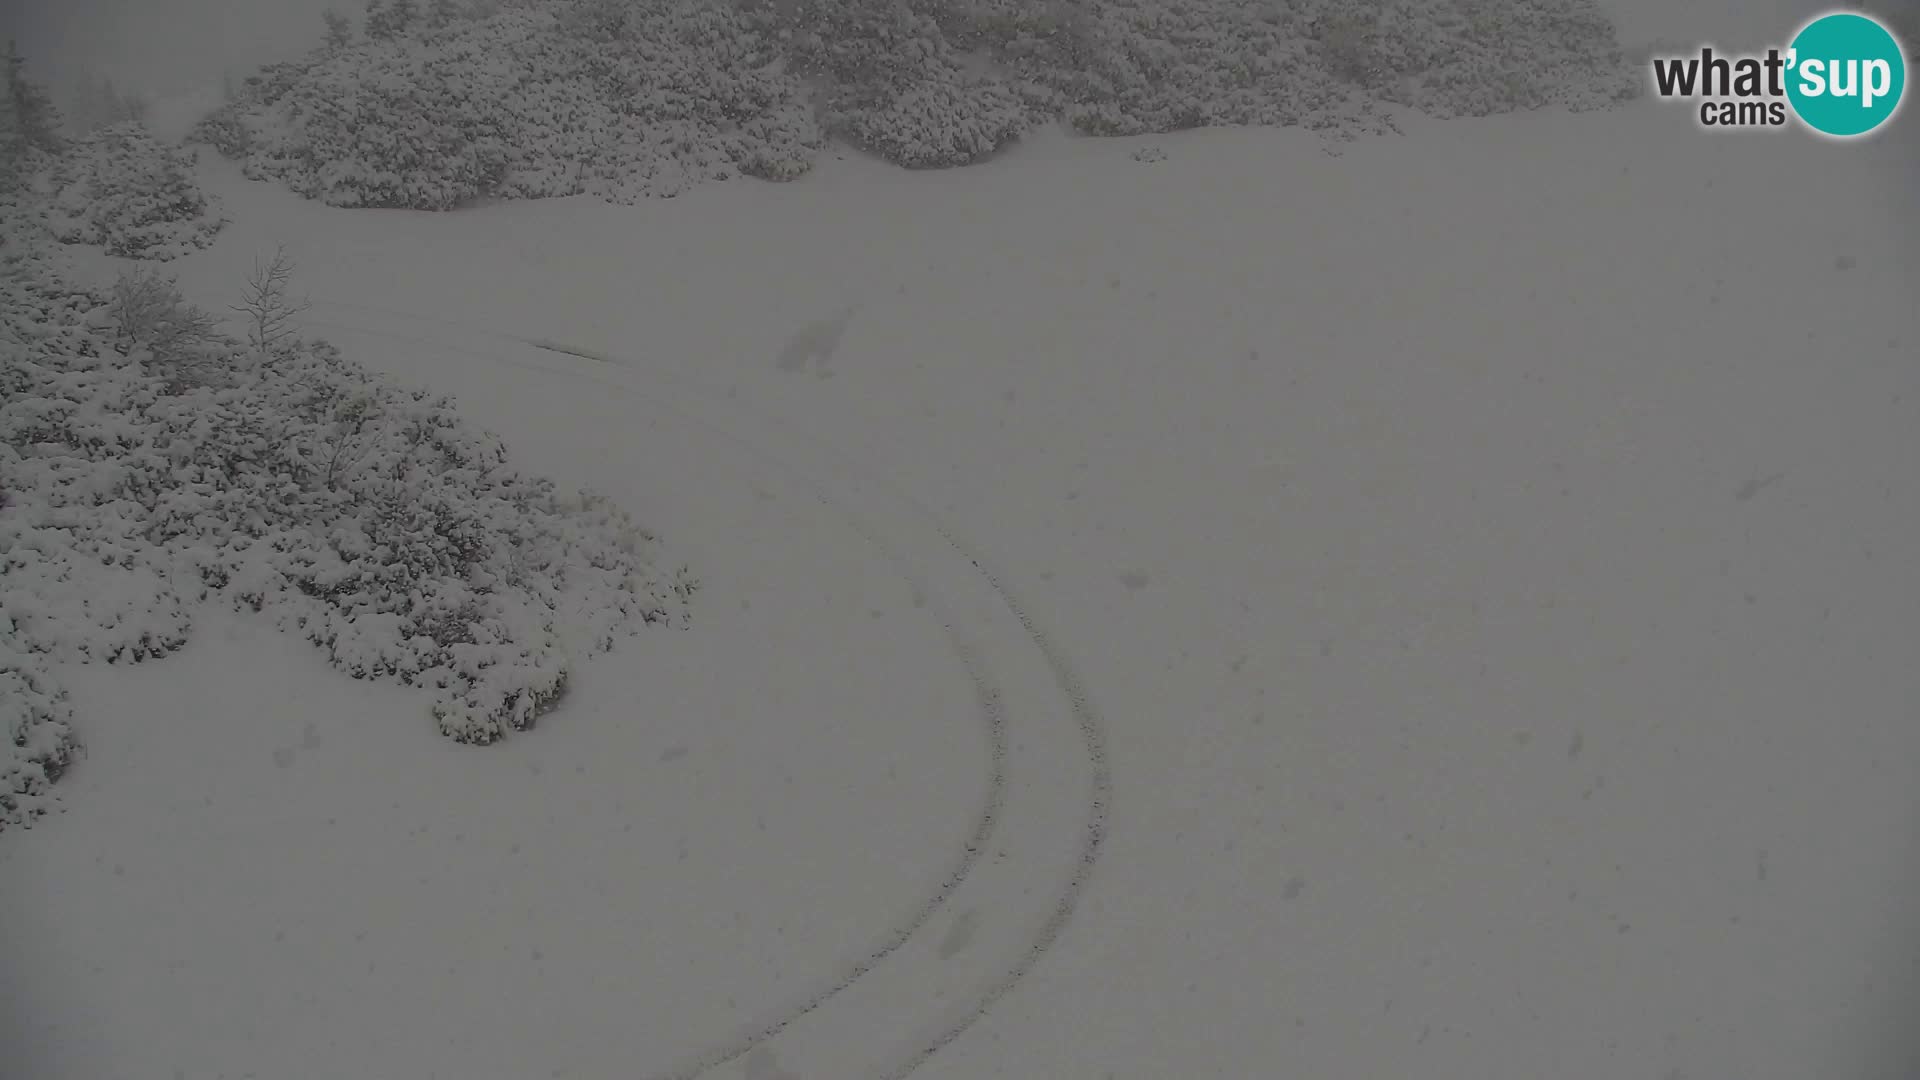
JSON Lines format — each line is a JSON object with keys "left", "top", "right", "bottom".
{"left": 0, "top": 84, "right": 19, "bottom": 189}
{"left": 426, "top": 0, "right": 462, "bottom": 29}
{"left": 3, "top": 41, "right": 64, "bottom": 154}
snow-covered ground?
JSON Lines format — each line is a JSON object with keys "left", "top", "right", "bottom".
{"left": 6, "top": 4, "right": 1920, "bottom": 1078}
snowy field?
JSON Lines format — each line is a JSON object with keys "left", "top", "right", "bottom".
{"left": 5, "top": 1, "right": 1920, "bottom": 1078}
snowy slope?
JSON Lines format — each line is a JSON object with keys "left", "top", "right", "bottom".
{"left": 6, "top": 8, "right": 1920, "bottom": 1080}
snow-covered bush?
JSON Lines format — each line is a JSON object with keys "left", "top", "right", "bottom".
{"left": 940, "top": 0, "right": 1636, "bottom": 137}
{"left": 1, "top": 224, "right": 95, "bottom": 828}
{"left": 187, "top": 103, "right": 253, "bottom": 158}
{"left": 768, "top": 0, "right": 1036, "bottom": 166}
{"left": 199, "top": 0, "right": 1636, "bottom": 203}
{"left": 48, "top": 122, "right": 226, "bottom": 260}
{"left": 203, "top": 0, "right": 819, "bottom": 207}
{"left": 0, "top": 219, "right": 695, "bottom": 829}
{"left": 0, "top": 648, "right": 80, "bottom": 828}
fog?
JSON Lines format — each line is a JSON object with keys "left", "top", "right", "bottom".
{"left": 0, "top": 0, "right": 1850, "bottom": 108}
{"left": 3, "top": 0, "right": 342, "bottom": 102}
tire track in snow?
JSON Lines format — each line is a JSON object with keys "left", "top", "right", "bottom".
{"left": 302, "top": 310, "right": 1011, "bottom": 1077}
{"left": 874, "top": 529, "right": 1111, "bottom": 1080}
{"left": 305, "top": 301, "right": 1110, "bottom": 1078}
{"left": 519, "top": 330, "right": 1114, "bottom": 1077}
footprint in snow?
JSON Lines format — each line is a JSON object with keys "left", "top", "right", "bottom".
{"left": 775, "top": 306, "right": 855, "bottom": 378}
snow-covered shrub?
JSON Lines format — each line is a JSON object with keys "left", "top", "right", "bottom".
{"left": 768, "top": 0, "right": 1035, "bottom": 166}
{"left": 0, "top": 227, "right": 117, "bottom": 827}
{"left": 187, "top": 55, "right": 333, "bottom": 159}
{"left": 241, "top": 36, "right": 513, "bottom": 209}
{"left": 187, "top": 103, "right": 253, "bottom": 158}
{"left": 520, "top": 0, "right": 819, "bottom": 200}
{"left": 215, "top": 0, "right": 819, "bottom": 207}
{"left": 1351, "top": 0, "right": 1637, "bottom": 117}
{"left": 190, "top": 339, "right": 697, "bottom": 743}
{"left": 832, "top": 73, "right": 1031, "bottom": 167}
{"left": 48, "top": 122, "right": 226, "bottom": 260}
{"left": 201, "top": 0, "right": 1636, "bottom": 202}
{"left": 0, "top": 219, "right": 695, "bottom": 829}
{"left": 949, "top": 0, "right": 1635, "bottom": 138}
{"left": 0, "top": 648, "right": 80, "bottom": 829}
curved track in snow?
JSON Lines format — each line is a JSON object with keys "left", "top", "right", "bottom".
{"left": 304, "top": 302, "right": 1111, "bottom": 1080}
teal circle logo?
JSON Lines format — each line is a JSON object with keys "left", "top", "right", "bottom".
{"left": 1786, "top": 12, "right": 1907, "bottom": 137}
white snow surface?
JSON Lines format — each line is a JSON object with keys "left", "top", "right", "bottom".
{"left": 6, "top": 20, "right": 1920, "bottom": 1080}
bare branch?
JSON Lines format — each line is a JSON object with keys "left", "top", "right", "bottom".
{"left": 229, "top": 245, "right": 311, "bottom": 359}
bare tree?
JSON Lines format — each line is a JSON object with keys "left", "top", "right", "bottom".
{"left": 109, "top": 269, "right": 226, "bottom": 389}
{"left": 110, "top": 269, "right": 217, "bottom": 356}
{"left": 230, "top": 246, "right": 311, "bottom": 358}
